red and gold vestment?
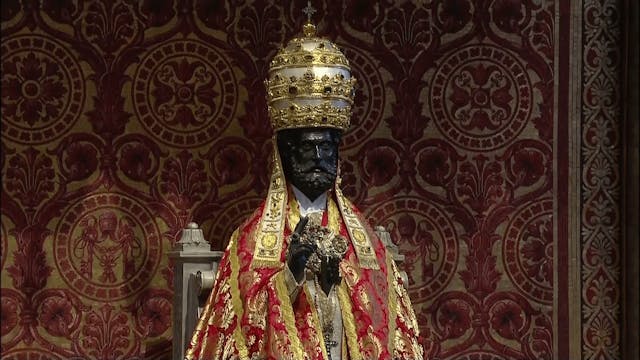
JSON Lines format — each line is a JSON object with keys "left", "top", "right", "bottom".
{"left": 185, "top": 177, "right": 423, "bottom": 359}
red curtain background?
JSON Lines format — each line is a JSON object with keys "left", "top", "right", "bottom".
{"left": 0, "top": 1, "right": 627, "bottom": 359}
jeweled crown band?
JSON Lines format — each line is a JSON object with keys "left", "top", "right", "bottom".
{"left": 266, "top": 71, "right": 356, "bottom": 104}
{"left": 269, "top": 47, "right": 351, "bottom": 72}
{"left": 269, "top": 102, "right": 351, "bottom": 131}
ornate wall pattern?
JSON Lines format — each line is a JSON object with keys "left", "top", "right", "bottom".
{"left": 0, "top": 0, "right": 624, "bottom": 359}
{"left": 580, "top": 0, "right": 622, "bottom": 359}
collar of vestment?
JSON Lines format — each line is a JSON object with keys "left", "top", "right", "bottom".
{"left": 291, "top": 185, "right": 327, "bottom": 216}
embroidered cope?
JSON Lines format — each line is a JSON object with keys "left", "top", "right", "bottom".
{"left": 185, "top": 184, "right": 423, "bottom": 360}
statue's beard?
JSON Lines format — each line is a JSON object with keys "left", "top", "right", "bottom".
{"left": 289, "top": 164, "right": 337, "bottom": 200}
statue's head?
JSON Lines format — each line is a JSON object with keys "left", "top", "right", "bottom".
{"left": 266, "top": 20, "right": 355, "bottom": 200}
{"left": 277, "top": 127, "right": 341, "bottom": 201}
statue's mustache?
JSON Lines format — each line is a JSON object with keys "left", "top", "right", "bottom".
{"left": 298, "top": 165, "right": 336, "bottom": 176}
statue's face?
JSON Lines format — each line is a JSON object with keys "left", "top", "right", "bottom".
{"left": 277, "top": 128, "right": 341, "bottom": 201}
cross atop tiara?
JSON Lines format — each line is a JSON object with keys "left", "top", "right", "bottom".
{"left": 302, "top": 1, "right": 316, "bottom": 23}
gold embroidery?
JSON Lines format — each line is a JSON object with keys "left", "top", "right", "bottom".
{"left": 218, "top": 284, "right": 234, "bottom": 328}
{"left": 221, "top": 334, "right": 235, "bottom": 359}
{"left": 275, "top": 272, "right": 305, "bottom": 359}
{"left": 334, "top": 186, "right": 379, "bottom": 269}
{"left": 338, "top": 281, "right": 363, "bottom": 360}
{"left": 340, "top": 260, "right": 361, "bottom": 287}
{"left": 228, "top": 230, "right": 250, "bottom": 359}
{"left": 326, "top": 196, "right": 340, "bottom": 234}
{"left": 392, "top": 259, "right": 420, "bottom": 332}
{"left": 287, "top": 188, "right": 301, "bottom": 231}
{"left": 252, "top": 141, "right": 288, "bottom": 268}
{"left": 185, "top": 231, "right": 242, "bottom": 360}
{"left": 386, "top": 254, "right": 398, "bottom": 356}
{"left": 357, "top": 286, "right": 372, "bottom": 312}
{"left": 362, "top": 335, "right": 383, "bottom": 359}
{"left": 305, "top": 285, "right": 329, "bottom": 360}
{"left": 247, "top": 290, "right": 268, "bottom": 329}
{"left": 261, "top": 233, "right": 277, "bottom": 249}
{"left": 390, "top": 259, "right": 423, "bottom": 359}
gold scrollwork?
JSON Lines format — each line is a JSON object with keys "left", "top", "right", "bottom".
{"left": 270, "top": 45, "right": 350, "bottom": 72}
{"left": 268, "top": 102, "right": 351, "bottom": 131}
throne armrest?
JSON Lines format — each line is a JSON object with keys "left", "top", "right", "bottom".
{"left": 195, "top": 269, "right": 217, "bottom": 295}
{"left": 169, "top": 223, "right": 222, "bottom": 360}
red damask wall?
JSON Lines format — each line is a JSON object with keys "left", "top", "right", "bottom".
{"left": 0, "top": 1, "right": 625, "bottom": 359}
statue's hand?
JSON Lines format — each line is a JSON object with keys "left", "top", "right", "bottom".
{"left": 287, "top": 217, "right": 314, "bottom": 282}
{"left": 319, "top": 255, "right": 342, "bottom": 296}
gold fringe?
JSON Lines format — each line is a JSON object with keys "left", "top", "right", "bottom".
{"left": 249, "top": 258, "right": 282, "bottom": 269}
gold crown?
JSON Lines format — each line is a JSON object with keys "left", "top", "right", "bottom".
{"left": 266, "top": 22, "right": 357, "bottom": 132}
